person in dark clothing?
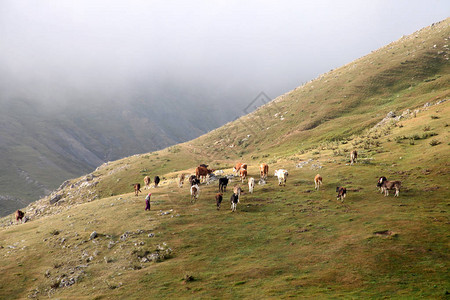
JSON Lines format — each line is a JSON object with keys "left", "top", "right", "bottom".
{"left": 145, "top": 193, "right": 151, "bottom": 211}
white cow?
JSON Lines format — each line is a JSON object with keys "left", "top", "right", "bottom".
{"left": 190, "top": 184, "right": 199, "bottom": 203}
{"left": 274, "top": 169, "right": 288, "bottom": 186}
{"left": 248, "top": 177, "right": 255, "bottom": 193}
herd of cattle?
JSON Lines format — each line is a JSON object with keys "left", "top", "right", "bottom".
{"left": 128, "top": 150, "right": 401, "bottom": 213}
{"left": 13, "top": 150, "right": 402, "bottom": 222}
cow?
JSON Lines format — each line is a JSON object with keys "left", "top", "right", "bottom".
{"left": 233, "top": 163, "right": 247, "bottom": 176}
{"left": 314, "top": 174, "right": 323, "bottom": 190}
{"left": 190, "top": 184, "right": 199, "bottom": 203}
{"left": 377, "top": 177, "right": 401, "bottom": 197}
{"left": 274, "top": 169, "right": 288, "bottom": 186}
{"left": 233, "top": 185, "right": 243, "bottom": 197}
{"left": 154, "top": 176, "right": 160, "bottom": 188}
{"left": 196, "top": 166, "right": 214, "bottom": 183}
{"left": 143, "top": 176, "right": 151, "bottom": 189}
{"left": 350, "top": 150, "right": 358, "bottom": 165}
{"left": 215, "top": 193, "right": 223, "bottom": 210}
{"left": 248, "top": 177, "right": 255, "bottom": 193}
{"left": 259, "top": 163, "right": 269, "bottom": 179}
{"left": 230, "top": 193, "right": 240, "bottom": 212}
{"left": 15, "top": 210, "right": 25, "bottom": 223}
{"left": 132, "top": 183, "right": 141, "bottom": 196}
{"left": 178, "top": 173, "right": 186, "bottom": 188}
{"left": 219, "top": 177, "right": 229, "bottom": 192}
{"left": 336, "top": 187, "right": 347, "bottom": 202}
{"left": 240, "top": 168, "right": 248, "bottom": 183}
{"left": 189, "top": 175, "right": 201, "bottom": 186}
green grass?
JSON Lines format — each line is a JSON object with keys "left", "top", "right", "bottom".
{"left": 0, "top": 19, "right": 449, "bottom": 299}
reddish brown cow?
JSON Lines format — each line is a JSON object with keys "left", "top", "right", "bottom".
{"left": 240, "top": 169, "right": 247, "bottom": 182}
{"left": 195, "top": 166, "right": 214, "bottom": 183}
{"left": 259, "top": 163, "right": 269, "bottom": 179}
{"left": 132, "top": 183, "right": 141, "bottom": 196}
{"left": 233, "top": 163, "right": 247, "bottom": 175}
{"left": 314, "top": 174, "right": 322, "bottom": 190}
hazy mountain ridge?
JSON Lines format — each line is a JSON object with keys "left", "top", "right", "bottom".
{"left": 0, "top": 89, "right": 245, "bottom": 216}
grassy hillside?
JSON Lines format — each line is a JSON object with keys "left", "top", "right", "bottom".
{"left": 0, "top": 19, "right": 449, "bottom": 299}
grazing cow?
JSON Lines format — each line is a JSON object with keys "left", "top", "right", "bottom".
{"left": 274, "top": 169, "right": 288, "bottom": 186}
{"left": 350, "top": 150, "right": 358, "bottom": 165}
{"left": 233, "top": 163, "right": 247, "bottom": 176}
{"left": 248, "top": 177, "right": 255, "bottom": 193}
{"left": 377, "top": 176, "right": 387, "bottom": 193}
{"left": 154, "top": 176, "right": 160, "bottom": 188}
{"left": 240, "top": 168, "right": 248, "bottom": 183}
{"left": 215, "top": 193, "right": 223, "bottom": 210}
{"left": 143, "top": 176, "right": 151, "bottom": 189}
{"left": 15, "top": 210, "right": 25, "bottom": 223}
{"left": 196, "top": 166, "right": 214, "bottom": 183}
{"left": 178, "top": 173, "right": 186, "bottom": 188}
{"left": 336, "top": 187, "right": 347, "bottom": 202}
{"left": 189, "top": 175, "right": 201, "bottom": 186}
{"left": 377, "top": 177, "right": 401, "bottom": 197}
{"left": 230, "top": 193, "right": 240, "bottom": 212}
{"left": 132, "top": 183, "right": 142, "bottom": 196}
{"left": 314, "top": 174, "right": 323, "bottom": 190}
{"left": 190, "top": 184, "right": 199, "bottom": 203}
{"left": 259, "top": 163, "right": 269, "bottom": 179}
{"left": 219, "top": 177, "right": 229, "bottom": 192}
{"left": 233, "top": 185, "right": 243, "bottom": 197}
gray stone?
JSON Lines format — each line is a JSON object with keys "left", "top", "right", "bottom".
{"left": 49, "top": 194, "right": 62, "bottom": 205}
{"left": 89, "top": 231, "right": 98, "bottom": 240}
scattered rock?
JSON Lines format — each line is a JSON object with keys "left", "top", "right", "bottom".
{"left": 49, "top": 194, "right": 62, "bottom": 205}
{"left": 89, "top": 231, "right": 98, "bottom": 240}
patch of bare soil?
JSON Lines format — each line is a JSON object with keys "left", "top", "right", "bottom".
{"left": 373, "top": 230, "right": 395, "bottom": 237}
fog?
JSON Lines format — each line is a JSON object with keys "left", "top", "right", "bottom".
{"left": 1, "top": 0, "right": 449, "bottom": 112}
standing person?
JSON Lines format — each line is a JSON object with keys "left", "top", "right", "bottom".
{"left": 145, "top": 193, "right": 151, "bottom": 211}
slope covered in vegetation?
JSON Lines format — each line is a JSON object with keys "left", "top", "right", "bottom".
{"left": 0, "top": 19, "right": 449, "bottom": 299}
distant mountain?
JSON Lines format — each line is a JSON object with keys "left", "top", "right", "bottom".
{"left": 0, "top": 87, "right": 245, "bottom": 216}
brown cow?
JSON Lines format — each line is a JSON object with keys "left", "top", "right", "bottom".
{"left": 377, "top": 177, "right": 401, "bottom": 197}
{"left": 132, "top": 183, "right": 141, "bottom": 196}
{"left": 215, "top": 193, "right": 223, "bottom": 210}
{"left": 195, "top": 166, "right": 214, "bottom": 183}
{"left": 259, "top": 163, "right": 269, "bottom": 179}
{"left": 314, "top": 174, "right": 322, "bottom": 190}
{"left": 15, "top": 210, "right": 25, "bottom": 223}
{"left": 240, "top": 168, "right": 247, "bottom": 183}
{"left": 233, "top": 163, "right": 247, "bottom": 175}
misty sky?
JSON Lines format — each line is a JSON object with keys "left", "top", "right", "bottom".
{"left": 1, "top": 0, "right": 449, "bottom": 110}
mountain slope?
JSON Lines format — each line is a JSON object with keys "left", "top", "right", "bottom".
{"left": 0, "top": 19, "right": 449, "bottom": 299}
{"left": 0, "top": 83, "right": 244, "bottom": 216}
